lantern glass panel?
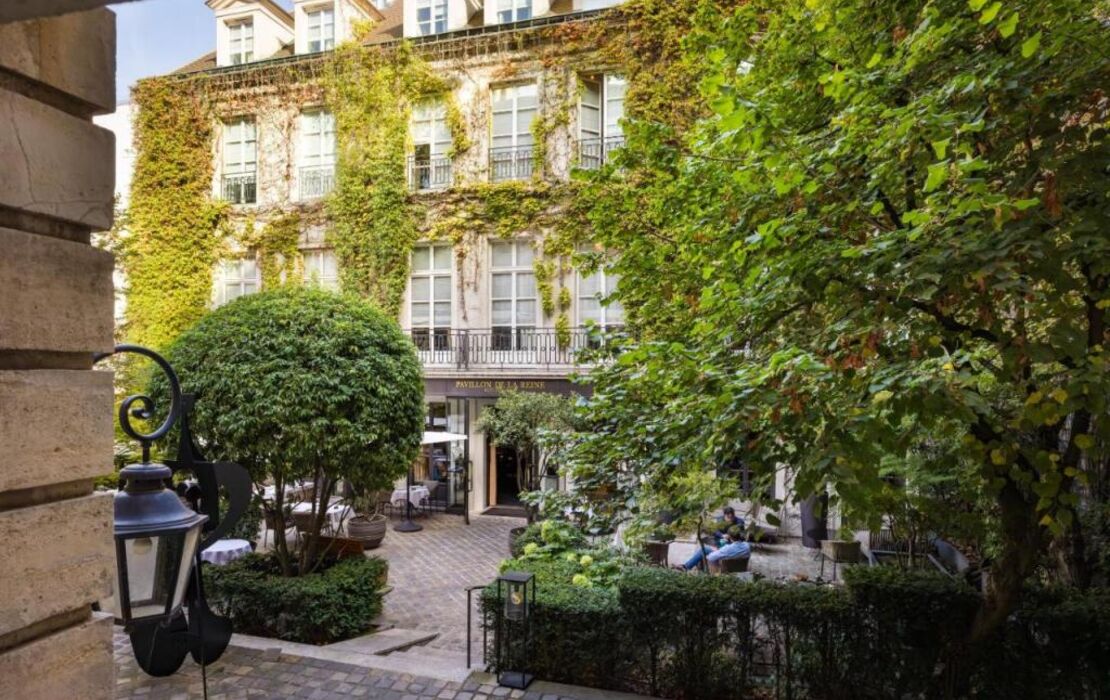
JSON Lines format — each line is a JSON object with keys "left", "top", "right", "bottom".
{"left": 121, "top": 526, "right": 201, "bottom": 620}
{"left": 504, "top": 580, "right": 527, "bottom": 621}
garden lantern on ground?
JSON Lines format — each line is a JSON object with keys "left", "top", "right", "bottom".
{"left": 495, "top": 570, "right": 535, "bottom": 689}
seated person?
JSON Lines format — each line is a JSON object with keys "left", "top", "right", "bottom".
{"left": 700, "top": 506, "right": 746, "bottom": 548}
{"left": 683, "top": 525, "right": 752, "bottom": 571}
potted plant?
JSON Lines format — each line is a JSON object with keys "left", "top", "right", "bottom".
{"left": 347, "top": 489, "right": 389, "bottom": 550}
{"left": 644, "top": 524, "right": 675, "bottom": 566}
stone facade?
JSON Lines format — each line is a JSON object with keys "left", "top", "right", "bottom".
{"left": 0, "top": 5, "right": 117, "bottom": 699}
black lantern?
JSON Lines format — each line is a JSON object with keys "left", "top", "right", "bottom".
{"left": 114, "top": 460, "right": 207, "bottom": 625}
{"left": 95, "top": 344, "right": 251, "bottom": 681}
{"left": 495, "top": 571, "right": 535, "bottom": 689}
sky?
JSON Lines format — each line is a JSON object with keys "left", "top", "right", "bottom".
{"left": 112, "top": 0, "right": 294, "bottom": 104}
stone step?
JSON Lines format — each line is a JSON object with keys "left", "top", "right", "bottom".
{"left": 322, "top": 627, "right": 440, "bottom": 656}
{"left": 388, "top": 643, "right": 475, "bottom": 668}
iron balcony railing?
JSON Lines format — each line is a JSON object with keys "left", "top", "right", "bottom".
{"left": 299, "top": 165, "right": 335, "bottom": 199}
{"left": 221, "top": 173, "right": 257, "bottom": 204}
{"left": 489, "top": 145, "right": 534, "bottom": 182}
{"left": 577, "top": 135, "right": 625, "bottom": 170}
{"left": 408, "top": 155, "right": 453, "bottom": 191}
{"left": 406, "top": 327, "right": 619, "bottom": 369}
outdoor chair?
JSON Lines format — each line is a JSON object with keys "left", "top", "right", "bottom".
{"left": 710, "top": 555, "right": 751, "bottom": 575}
{"left": 261, "top": 508, "right": 296, "bottom": 548}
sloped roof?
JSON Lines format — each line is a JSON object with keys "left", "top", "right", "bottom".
{"left": 173, "top": 50, "right": 217, "bottom": 74}
{"left": 363, "top": 0, "right": 404, "bottom": 43}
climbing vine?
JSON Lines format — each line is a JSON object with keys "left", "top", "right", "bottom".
{"left": 118, "top": 0, "right": 720, "bottom": 354}
{"left": 121, "top": 78, "right": 226, "bottom": 353}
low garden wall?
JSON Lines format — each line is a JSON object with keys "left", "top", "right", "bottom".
{"left": 482, "top": 563, "right": 1110, "bottom": 699}
{"left": 205, "top": 553, "right": 388, "bottom": 645}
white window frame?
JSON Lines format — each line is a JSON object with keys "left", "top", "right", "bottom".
{"left": 410, "top": 99, "right": 452, "bottom": 190}
{"left": 224, "top": 118, "right": 257, "bottom": 175}
{"left": 300, "top": 110, "right": 336, "bottom": 167}
{"left": 497, "top": 0, "right": 532, "bottom": 23}
{"left": 217, "top": 258, "right": 260, "bottom": 306}
{"left": 415, "top": 0, "right": 448, "bottom": 36}
{"left": 303, "top": 249, "right": 339, "bottom": 291}
{"left": 577, "top": 261, "right": 624, "bottom": 330}
{"left": 490, "top": 240, "right": 537, "bottom": 350}
{"left": 228, "top": 20, "right": 254, "bottom": 65}
{"left": 491, "top": 83, "right": 537, "bottom": 149}
{"left": 306, "top": 6, "right": 335, "bottom": 52}
{"left": 410, "top": 243, "right": 453, "bottom": 350}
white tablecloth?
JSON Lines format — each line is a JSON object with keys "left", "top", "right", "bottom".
{"left": 200, "top": 539, "right": 252, "bottom": 566}
{"left": 391, "top": 485, "right": 430, "bottom": 508}
{"left": 291, "top": 501, "right": 351, "bottom": 533}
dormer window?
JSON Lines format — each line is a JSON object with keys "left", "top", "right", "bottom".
{"left": 416, "top": 0, "right": 448, "bottom": 35}
{"left": 306, "top": 6, "right": 335, "bottom": 52}
{"left": 497, "top": 0, "right": 532, "bottom": 23}
{"left": 228, "top": 20, "right": 254, "bottom": 64}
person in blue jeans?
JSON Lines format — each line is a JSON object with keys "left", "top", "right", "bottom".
{"left": 682, "top": 525, "right": 752, "bottom": 571}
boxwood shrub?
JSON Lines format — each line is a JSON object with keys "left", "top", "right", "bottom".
{"left": 483, "top": 563, "right": 1108, "bottom": 699}
{"left": 204, "top": 553, "right": 388, "bottom": 644}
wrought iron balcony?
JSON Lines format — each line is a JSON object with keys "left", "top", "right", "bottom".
{"left": 577, "top": 135, "right": 625, "bottom": 170}
{"left": 221, "top": 173, "right": 257, "bottom": 204}
{"left": 406, "top": 327, "right": 618, "bottom": 369}
{"left": 489, "top": 145, "right": 534, "bottom": 182}
{"left": 299, "top": 165, "right": 335, "bottom": 199}
{"left": 408, "top": 155, "right": 453, "bottom": 191}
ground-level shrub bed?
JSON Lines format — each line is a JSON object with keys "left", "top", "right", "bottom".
{"left": 482, "top": 564, "right": 1109, "bottom": 699}
{"left": 205, "top": 553, "right": 388, "bottom": 645}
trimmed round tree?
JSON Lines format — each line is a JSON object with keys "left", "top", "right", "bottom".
{"left": 158, "top": 287, "right": 424, "bottom": 575}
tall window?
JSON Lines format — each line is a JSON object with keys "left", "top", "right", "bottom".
{"left": 223, "top": 118, "right": 257, "bottom": 204}
{"left": 490, "top": 83, "right": 537, "bottom": 181}
{"left": 578, "top": 74, "right": 626, "bottom": 169}
{"left": 490, "top": 240, "right": 536, "bottom": 350}
{"left": 306, "top": 7, "right": 335, "bottom": 52}
{"left": 303, "top": 250, "right": 338, "bottom": 291}
{"left": 300, "top": 110, "right": 335, "bottom": 198}
{"left": 577, "top": 264, "right": 624, "bottom": 330}
{"left": 416, "top": 0, "right": 448, "bottom": 35}
{"left": 228, "top": 20, "right": 254, "bottom": 64}
{"left": 497, "top": 0, "right": 532, "bottom": 23}
{"left": 218, "top": 258, "right": 259, "bottom": 305}
{"left": 410, "top": 243, "right": 452, "bottom": 350}
{"left": 411, "top": 99, "right": 452, "bottom": 190}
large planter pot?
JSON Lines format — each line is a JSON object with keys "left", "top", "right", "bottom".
{"left": 348, "top": 514, "right": 388, "bottom": 550}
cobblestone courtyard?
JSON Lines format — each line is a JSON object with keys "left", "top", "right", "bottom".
{"left": 373, "top": 513, "right": 524, "bottom": 654}
{"left": 114, "top": 632, "right": 589, "bottom": 700}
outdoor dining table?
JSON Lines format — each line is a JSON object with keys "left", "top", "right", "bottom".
{"left": 391, "top": 485, "right": 430, "bottom": 508}
{"left": 290, "top": 500, "right": 351, "bottom": 533}
{"left": 200, "top": 538, "right": 252, "bottom": 566}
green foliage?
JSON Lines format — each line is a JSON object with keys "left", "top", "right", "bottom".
{"left": 486, "top": 564, "right": 1107, "bottom": 699}
{"left": 571, "top": 0, "right": 1110, "bottom": 643}
{"left": 241, "top": 212, "right": 303, "bottom": 288}
{"left": 154, "top": 287, "right": 424, "bottom": 574}
{"left": 204, "top": 553, "right": 388, "bottom": 644}
{"left": 121, "top": 78, "right": 226, "bottom": 353}
{"left": 504, "top": 521, "right": 630, "bottom": 588}
{"left": 477, "top": 390, "right": 579, "bottom": 492}
{"left": 325, "top": 42, "right": 448, "bottom": 314}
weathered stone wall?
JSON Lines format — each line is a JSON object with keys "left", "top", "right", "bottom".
{"left": 0, "top": 5, "right": 118, "bottom": 699}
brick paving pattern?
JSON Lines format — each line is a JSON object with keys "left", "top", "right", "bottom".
{"left": 372, "top": 513, "right": 523, "bottom": 654}
{"left": 115, "top": 632, "right": 587, "bottom": 700}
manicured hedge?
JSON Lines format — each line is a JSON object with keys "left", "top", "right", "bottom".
{"left": 205, "top": 553, "right": 388, "bottom": 644}
{"left": 483, "top": 564, "right": 1108, "bottom": 699}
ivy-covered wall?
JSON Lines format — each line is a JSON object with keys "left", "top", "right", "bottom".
{"left": 118, "top": 0, "right": 721, "bottom": 352}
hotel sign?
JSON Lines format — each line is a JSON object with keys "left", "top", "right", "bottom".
{"left": 424, "top": 377, "right": 586, "bottom": 398}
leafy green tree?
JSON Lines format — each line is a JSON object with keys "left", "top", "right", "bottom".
{"left": 155, "top": 287, "right": 424, "bottom": 575}
{"left": 477, "top": 390, "right": 579, "bottom": 495}
{"left": 575, "top": 0, "right": 1109, "bottom": 643}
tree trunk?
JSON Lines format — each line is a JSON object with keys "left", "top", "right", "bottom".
{"left": 971, "top": 477, "right": 1042, "bottom": 642}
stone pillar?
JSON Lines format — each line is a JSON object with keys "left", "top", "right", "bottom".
{"left": 0, "top": 7, "right": 117, "bottom": 700}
